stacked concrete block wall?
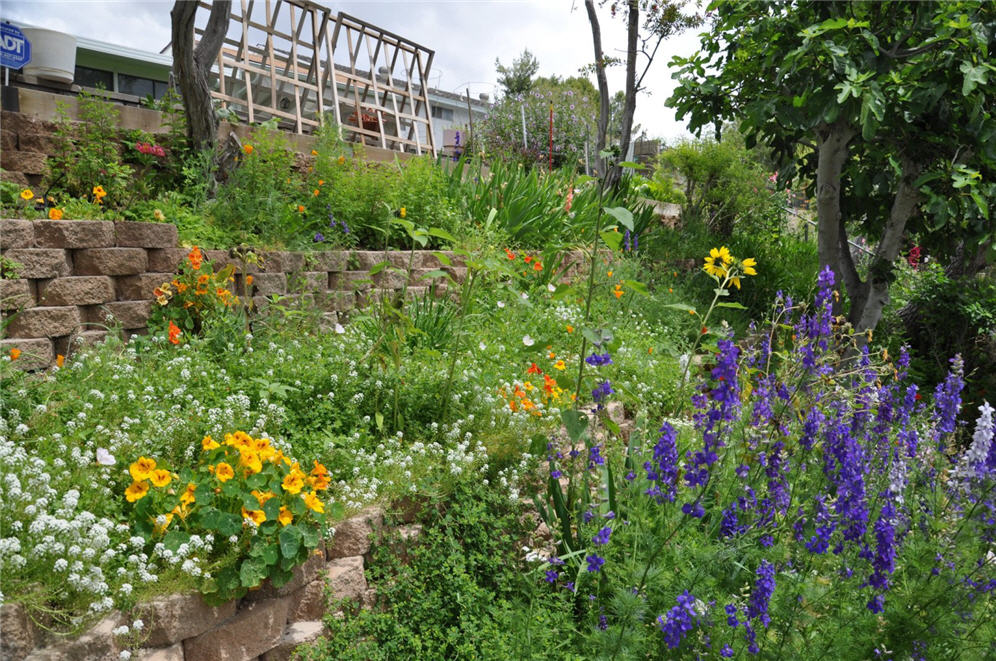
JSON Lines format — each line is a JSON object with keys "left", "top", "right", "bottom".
{"left": 2, "top": 506, "right": 424, "bottom": 661}
{"left": 2, "top": 219, "right": 592, "bottom": 368}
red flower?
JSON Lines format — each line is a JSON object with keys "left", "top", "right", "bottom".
{"left": 527, "top": 362, "right": 542, "bottom": 375}
{"left": 168, "top": 321, "right": 182, "bottom": 345}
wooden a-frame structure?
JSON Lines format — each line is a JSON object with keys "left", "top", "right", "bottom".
{"left": 185, "top": 0, "right": 436, "bottom": 155}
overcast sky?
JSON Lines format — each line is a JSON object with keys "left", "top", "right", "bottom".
{"left": 2, "top": 0, "right": 704, "bottom": 142}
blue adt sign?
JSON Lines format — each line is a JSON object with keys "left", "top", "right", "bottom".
{"left": 0, "top": 23, "right": 31, "bottom": 70}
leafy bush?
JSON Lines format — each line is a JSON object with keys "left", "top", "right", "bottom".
{"left": 47, "top": 89, "right": 134, "bottom": 209}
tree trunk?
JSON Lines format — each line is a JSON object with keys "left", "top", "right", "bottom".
{"left": 171, "top": 0, "right": 231, "bottom": 152}
{"left": 848, "top": 157, "right": 920, "bottom": 331}
{"left": 606, "top": 0, "right": 641, "bottom": 190}
{"left": 584, "top": 0, "right": 610, "bottom": 180}
{"left": 815, "top": 120, "right": 855, "bottom": 302}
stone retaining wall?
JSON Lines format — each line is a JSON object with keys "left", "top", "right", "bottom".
{"left": 1, "top": 506, "right": 417, "bottom": 661}
{"left": 1, "top": 219, "right": 587, "bottom": 368}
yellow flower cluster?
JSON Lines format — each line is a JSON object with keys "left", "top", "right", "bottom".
{"left": 703, "top": 246, "right": 758, "bottom": 289}
{"left": 125, "top": 431, "right": 329, "bottom": 537}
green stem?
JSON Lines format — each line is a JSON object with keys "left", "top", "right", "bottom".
{"left": 573, "top": 177, "right": 607, "bottom": 407}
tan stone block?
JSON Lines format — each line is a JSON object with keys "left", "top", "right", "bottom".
{"left": 140, "top": 592, "right": 238, "bottom": 648}
{"left": 286, "top": 579, "right": 325, "bottom": 623}
{"left": 260, "top": 621, "right": 325, "bottom": 661}
{"left": 85, "top": 300, "right": 151, "bottom": 330}
{"left": 1, "top": 128, "right": 17, "bottom": 152}
{"left": 351, "top": 250, "right": 386, "bottom": 270}
{"left": 146, "top": 248, "right": 188, "bottom": 273}
{"left": 248, "top": 550, "right": 325, "bottom": 601}
{"left": 116, "top": 273, "right": 176, "bottom": 300}
{"left": 182, "top": 598, "right": 288, "bottom": 661}
{"left": 327, "top": 507, "right": 383, "bottom": 559}
{"left": 0, "top": 278, "right": 33, "bottom": 310}
{"left": 134, "top": 642, "right": 185, "bottom": 661}
{"left": 1, "top": 337, "right": 53, "bottom": 370}
{"left": 24, "top": 613, "right": 121, "bottom": 661}
{"left": 1, "top": 603, "right": 37, "bottom": 661}
{"left": 204, "top": 250, "right": 241, "bottom": 269}
{"left": 1, "top": 219, "right": 34, "bottom": 248}
{"left": 17, "top": 131, "right": 55, "bottom": 154}
{"left": 324, "top": 291, "right": 355, "bottom": 313}
{"left": 74, "top": 248, "right": 147, "bottom": 276}
{"left": 262, "top": 251, "right": 304, "bottom": 273}
{"left": 289, "top": 271, "right": 328, "bottom": 293}
{"left": 5, "top": 305, "right": 80, "bottom": 337}
{"left": 2, "top": 248, "right": 71, "bottom": 278}
{"left": 326, "top": 556, "right": 368, "bottom": 603}
{"left": 304, "top": 250, "right": 348, "bottom": 272}
{"left": 38, "top": 276, "right": 115, "bottom": 306}
{"left": 34, "top": 220, "right": 115, "bottom": 249}
{"left": 251, "top": 272, "right": 286, "bottom": 296}
{"left": 0, "top": 169, "right": 30, "bottom": 187}
{"left": 373, "top": 269, "right": 405, "bottom": 290}
{"left": 114, "top": 222, "right": 178, "bottom": 249}
{"left": 332, "top": 271, "right": 372, "bottom": 292}
{"left": 0, "top": 150, "right": 47, "bottom": 175}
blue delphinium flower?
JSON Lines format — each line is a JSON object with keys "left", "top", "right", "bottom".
{"left": 932, "top": 355, "right": 964, "bottom": 449}
{"left": 747, "top": 560, "right": 776, "bottom": 628}
{"left": 592, "top": 380, "right": 614, "bottom": 403}
{"left": 586, "top": 554, "right": 605, "bottom": 573}
{"left": 657, "top": 590, "right": 699, "bottom": 649}
{"left": 592, "top": 526, "right": 612, "bottom": 546}
{"left": 588, "top": 444, "right": 605, "bottom": 468}
{"left": 866, "top": 501, "right": 897, "bottom": 612}
{"left": 544, "top": 569, "right": 558, "bottom": 584}
{"left": 313, "top": 232, "right": 325, "bottom": 242}
{"left": 644, "top": 422, "right": 679, "bottom": 503}
{"left": 686, "top": 337, "right": 740, "bottom": 489}
{"left": 585, "top": 352, "right": 613, "bottom": 366}
{"left": 725, "top": 603, "right": 739, "bottom": 627}
{"left": 720, "top": 645, "right": 734, "bottom": 658}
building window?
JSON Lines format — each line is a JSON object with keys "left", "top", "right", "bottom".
{"left": 74, "top": 66, "right": 113, "bottom": 90}
{"left": 118, "top": 73, "right": 158, "bottom": 98}
{"left": 431, "top": 106, "right": 453, "bottom": 121}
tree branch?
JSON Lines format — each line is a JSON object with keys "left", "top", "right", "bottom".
{"left": 584, "top": 0, "right": 611, "bottom": 177}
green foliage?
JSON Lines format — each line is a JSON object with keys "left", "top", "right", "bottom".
{"left": 47, "top": 89, "right": 134, "bottom": 208}
{"left": 659, "top": 132, "right": 786, "bottom": 238}
{"left": 495, "top": 48, "right": 540, "bottom": 96}
{"left": 298, "top": 477, "right": 575, "bottom": 660}
{"left": 210, "top": 121, "right": 301, "bottom": 243}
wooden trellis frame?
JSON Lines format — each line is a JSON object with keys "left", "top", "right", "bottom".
{"left": 188, "top": 0, "right": 436, "bottom": 155}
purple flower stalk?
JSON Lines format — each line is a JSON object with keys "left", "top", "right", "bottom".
{"left": 657, "top": 590, "right": 699, "bottom": 649}
{"left": 932, "top": 355, "right": 964, "bottom": 449}
{"left": 747, "top": 560, "right": 776, "bottom": 628}
{"left": 644, "top": 422, "right": 679, "bottom": 503}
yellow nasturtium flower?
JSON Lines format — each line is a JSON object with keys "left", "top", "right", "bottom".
{"left": 130, "top": 457, "right": 157, "bottom": 481}
{"left": 278, "top": 506, "right": 293, "bottom": 526}
{"left": 202, "top": 435, "right": 220, "bottom": 451}
{"left": 125, "top": 480, "right": 149, "bottom": 503}
{"left": 282, "top": 469, "right": 306, "bottom": 495}
{"left": 149, "top": 469, "right": 172, "bottom": 488}
{"left": 215, "top": 462, "right": 235, "bottom": 483}
{"left": 180, "top": 483, "right": 197, "bottom": 506}
{"left": 302, "top": 490, "right": 325, "bottom": 514}
{"left": 241, "top": 506, "right": 266, "bottom": 526}
{"left": 252, "top": 489, "right": 276, "bottom": 506}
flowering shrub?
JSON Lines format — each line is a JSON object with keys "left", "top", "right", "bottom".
{"left": 534, "top": 267, "right": 996, "bottom": 658}
{"left": 150, "top": 246, "right": 241, "bottom": 340}
{"left": 125, "top": 431, "right": 332, "bottom": 603}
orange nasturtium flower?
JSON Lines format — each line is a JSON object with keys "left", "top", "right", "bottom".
{"left": 168, "top": 321, "right": 182, "bottom": 345}
{"left": 125, "top": 480, "right": 149, "bottom": 502}
{"left": 297, "top": 205, "right": 306, "bottom": 213}
{"left": 9, "top": 348, "right": 21, "bottom": 361}
{"left": 505, "top": 248, "right": 516, "bottom": 260}
{"left": 311, "top": 149, "right": 318, "bottom": 156}
{"left": 313, "top": 189, "right": 320, "bottom": 196}
{"left": 130, "top": 457, "right": 157, "bottom": 481}
{"left": 243, "top": 144, "right": 254, "bottom": 155}
{"left": 92, "top": 185, "right": 107, "bottom": 200}
{"left": 215, "top": 462, "right": 235, "bottom": 483}
{"left": 19, "top": 189, "right": 33, "bottom": 201}
{"left": 187, "top": 246, "right": 204, "bottom": 270}
{"left": 246, "top": 274, "right": 254, "bottom": 287}
{"left": 566, "top": 325, "right": 574, "bottom": 333}
{"left": 48, "top": 207, "right": 64, "bottom": 220}
{"left": 337, "top": 155, "right": 346, "bottom": 165}
{"left": 56, "top": 354, "right": 65, "bottom": 368}
{"left": 533, "top": 261, "right": 543, "bottom": 271}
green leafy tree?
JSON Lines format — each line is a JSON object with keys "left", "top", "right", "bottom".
{"left": 669, "top": 1, "right": 995, "bottom": 332}
{"left": 495, "top": 48, "right": 540, "bottom": 96}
